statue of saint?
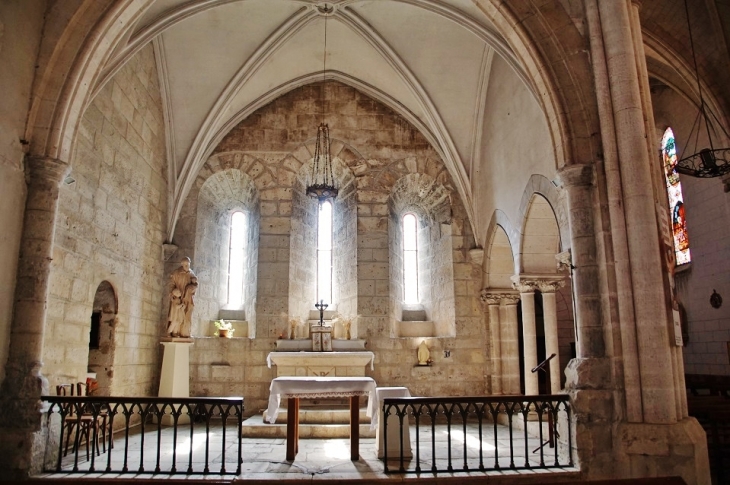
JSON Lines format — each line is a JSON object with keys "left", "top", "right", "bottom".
{"left": 166, "top": 257, "right": 198, "bottom": 337}
{"left": 417, "top": 341, "right": 430, "bottom": 365}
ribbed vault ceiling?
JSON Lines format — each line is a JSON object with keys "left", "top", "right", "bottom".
{"left": 97, "top": 0, "right": 537, "bottom": 237}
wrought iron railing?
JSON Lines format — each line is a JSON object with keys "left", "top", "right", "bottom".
{"left": 382, "top": 395, "right": 572, "bottom": 474}
{"left": 41, "top": 396, "right": 243, "bottom": 475}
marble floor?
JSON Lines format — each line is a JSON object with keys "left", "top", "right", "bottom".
{"left": 43, "top": 422, "right": 577, "bottom": 482}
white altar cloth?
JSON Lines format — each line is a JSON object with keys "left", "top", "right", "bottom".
{"left": 266, "top": 376, "right": 377, "bottom": 429}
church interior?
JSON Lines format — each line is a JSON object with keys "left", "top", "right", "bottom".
{"left": 0, "top": 0, "right": 729, "bottom": 483}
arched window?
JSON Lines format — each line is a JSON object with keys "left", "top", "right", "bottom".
{"left": 403, "top": 213, "right": 419, "bottom": 303}
{"left": 317, "top": 200, "right": 333, "bottom": 305}
{"left": 661, "top": 127, "right": 691, "bottom": 265}
{"left": 227, "top": 211, "right": 247, "bottom": 307}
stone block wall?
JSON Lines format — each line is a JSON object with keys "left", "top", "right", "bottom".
{"left": 678, "top": 174, "right": 730, "bottom": 375}
{"left": 332, "top": 164, "right": 358, "bottom": 319}
{"left": 189, "top": 336, "right": 275, "bottom": 414}
{"left": 44, "top": 44, "right": 168, "bottom": 396}
{"left": 289, "top": 170, "right": 318, "bottom": 322}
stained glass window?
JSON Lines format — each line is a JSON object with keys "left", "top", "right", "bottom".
{"left": 661, "top": 127, "right": 691, "bottom": 265}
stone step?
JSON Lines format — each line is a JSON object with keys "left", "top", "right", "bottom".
{"left": 262, "top": 405, "right": 372, "bottom": 425}
{"left": 242, "top": 406, "right": 376, "bottom": 439}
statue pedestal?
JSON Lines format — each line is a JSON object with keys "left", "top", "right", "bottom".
{"left": 158, "top": 338, "right": 193, "bottom": 425}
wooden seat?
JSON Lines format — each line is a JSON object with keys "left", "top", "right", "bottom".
{"left": 56, "top": 383, "right": 106, "bottom": 459}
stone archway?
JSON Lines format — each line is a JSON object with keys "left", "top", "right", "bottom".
{"left": 87, "top": 281, "right": 118, "bottom": 396}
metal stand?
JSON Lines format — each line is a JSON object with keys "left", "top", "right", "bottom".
{"left": 531, "top": 353, "right": 557, "bottom": 453}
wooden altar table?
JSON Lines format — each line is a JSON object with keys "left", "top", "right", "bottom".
{"left": 266, "top": 376, "right": 377, "bottom": 460}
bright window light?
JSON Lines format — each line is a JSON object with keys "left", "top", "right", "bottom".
{"left": 403, "top": 213, "right": 418, "bottom": 304}
{"left": 227, "top": 211, "right": 246, "bottom": 308}
{"left": 661, "top": 127, "right": 691, "bottom": 265}
{"left": 317, "top": 200, "right": 333, "bottom": 305}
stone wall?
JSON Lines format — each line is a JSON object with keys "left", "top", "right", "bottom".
{"left": 43, "top": 44, "right": 168, "bottom": 396}
{"left": 182, "top": 81, "right": 488, "bottom": 407}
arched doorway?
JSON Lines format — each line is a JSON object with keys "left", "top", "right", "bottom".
{"left": 87, "top": 281, "right": 118, "bottom": 396}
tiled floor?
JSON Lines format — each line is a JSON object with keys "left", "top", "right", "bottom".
{"left": 43, "top": 422, "right": 577, "bottom": 482}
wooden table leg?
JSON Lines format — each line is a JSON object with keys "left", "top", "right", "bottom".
{"left": 350, "top": 396, "right": 359, "bottom": 460}
{"left": 286, "top": 397, "right": 299, "bottom": 460}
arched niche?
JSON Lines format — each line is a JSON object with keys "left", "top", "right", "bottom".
{"left": 289, "top": 147, "right": 358, "bottom": 323}
{"left": 388, "top": 173, "right": 455, "bottom": 338}
{"left": 87, "top": 281, "right": 117, "bottom": 396}
{"left": 194, "top": 168, "right": 260, "bottom": 336}
{"left": 485, "top": 225, "right": 515, "bottom": 289}
{"left": 521, "top": 194, "right": 561, "bottom": 274}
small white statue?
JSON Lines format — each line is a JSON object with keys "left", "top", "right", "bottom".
{"left": 417, "top": 341, "right": 430, "bottom": 365}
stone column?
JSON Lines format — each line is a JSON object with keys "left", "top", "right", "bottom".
{"left": 597, "top": 0, "right": 677, "bottom": 424}
{"left": 0, "top": 156, "right": 69, "bottom": 476}
{"left": 554, "top": 164, "right": 604, "bottom": 359}
{"left": 584, "top": 0, "right": 643, "bottom": 423}
{"left": 480, "top": 289, "right": 502, "bottom": 394}
{"left": 500, "top": 294, "right": 521, "bottom": 395}
{"left": 512, "top": 277, "right": 538, "bottom": 395}
{"left": 538, "top": 279, "right": 565, "bottom": 394}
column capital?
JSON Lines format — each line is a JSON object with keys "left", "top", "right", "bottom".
{"left": 511, "top": 275, "right": 537, "bottom": 294}
{"left": 512, "top": 274, "right": 566, "bottom": 293}
{"left": 554, "top": 163, "right": 594, "bottom": 188}
{"left": 480, "top": 288, "right": 519, "bottom": 306}
{"left": 25, "top": 156, "right": 70, "bottom": 185}
{"left": 536, "top": 279, "right": 566, "bottom": 293}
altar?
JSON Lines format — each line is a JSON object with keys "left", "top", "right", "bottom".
{"left": 267, "top": 351, "right": 375, "bottom": 377}
{"left": 266, "top": 376, "right": 377, "bottom": 460}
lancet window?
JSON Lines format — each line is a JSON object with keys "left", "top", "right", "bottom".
{"left": 403, "top": 212, "right": 419, "bottom": 304}
{"left": 317, "top": 200, "right": 333, "bottom": 305}
{"left": 227, "top": 211, "right": 247, "bottom": 308}
{"left": 661, "top": 127, "right": 691, "bottom": 265}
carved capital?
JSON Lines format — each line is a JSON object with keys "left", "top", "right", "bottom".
{"left": 479, "top": 289, "right": 502, "bottom": 306}
{"left": 500, "top": 294, "right": 521, "bottom": 305}
{"left": 554, "top": 163, "right": 594, "bottom": 188}
{"left": 556, "top": 250, "right": 573, "bottom": 272}
{"left": 511, "top": 275, "right": 537, "bottom": 294}
{"left": 480, "top": 288, "right": 520, "bottom": 307}
{"left": 25, "top": 156, "right": 70, "bottom": 186}
{"left": 512, "top": 274, "right": 565, "bottom": 294}
{"left": 536, "top": 279, "right": 566, "bottom": 293}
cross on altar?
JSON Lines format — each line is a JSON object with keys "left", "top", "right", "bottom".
{"left": 315, "top": 299, "right": 328, "bottom": 325}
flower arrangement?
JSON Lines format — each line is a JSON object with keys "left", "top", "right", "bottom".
{"left": 213, "top": 319, "right": 234, "bottom": 338}
{"left": 331, "top": 314, "right": 360, "bottom": 340}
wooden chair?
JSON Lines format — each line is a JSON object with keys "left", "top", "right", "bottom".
{"left": 76, "top": 382, "right": 109, "bottom": 454}
{"left": 55, "top": 383, "right": 104, "bottom": 459}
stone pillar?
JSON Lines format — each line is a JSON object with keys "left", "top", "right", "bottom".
{"left": 0, "top": 156, "right": 69, "bottom": 477}
{"left": 584, "top": 0, "right": 643, "bottom": 423}
{"left": 554, "top": 164, "right": 604, "bottom": 360}
{"left": 480, "top": 290, "right": 502, "bottom": 394}
{"left": 512, "top": 277, "right": 538, "bottom": 395}
{"left": 538, "top": 280, "right": 565, "bottom": 394}
{"left": 500, "top": 294, "right": 521, "bottom": 395}
{"left": 597, "top": 0, "right": 677, "bottom": 424}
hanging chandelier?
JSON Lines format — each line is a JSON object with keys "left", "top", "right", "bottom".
{"left": 674, "top": 0, "right": 730, "bottom": 178}
{"left": 306, "top": 3, "right": 338, "bottom": 200}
